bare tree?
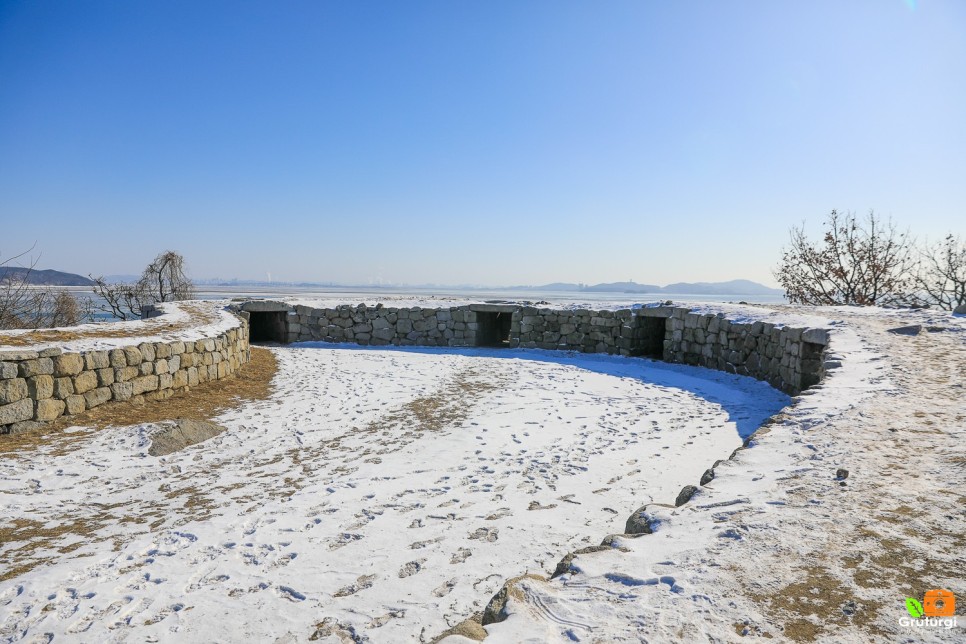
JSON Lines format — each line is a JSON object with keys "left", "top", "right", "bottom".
{"left": 1, "top": 246, "right": 92, "bottom": 329}
{"left": 91, "top": 250, "right": 195, "bottom": 320}
{"left": 916, "top": 234, "right": 966, "bottom": 311}
{"left": 775, "top": 210, "right": 918, "bottom": 306}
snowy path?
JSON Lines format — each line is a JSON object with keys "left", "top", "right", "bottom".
{"left": 477, "top": 308, "right": 966, "bottom": 643}
{"left": 0, "top": 345, "right": 787, "bottom": 642}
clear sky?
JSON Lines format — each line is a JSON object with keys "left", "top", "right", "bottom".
{"left": 1, "top": 1, "right": 964, "bottom": 287}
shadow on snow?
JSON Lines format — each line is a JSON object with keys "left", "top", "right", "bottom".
{"left": 284, "top": 341, "right": 790, "bottom": 440}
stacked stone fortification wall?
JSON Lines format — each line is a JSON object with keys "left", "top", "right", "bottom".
{"left": 240, "top": 301, "right": 829, "bottom": 395}
{"left": 0, "top": 321, "right": 250, "bottom": 435}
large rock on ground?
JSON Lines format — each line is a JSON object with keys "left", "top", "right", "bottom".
{"left": 148, "top": 419, "right": 227, "bottom": 456}
{"left": 482, "top": 574, "right": 547, "bottom": 625}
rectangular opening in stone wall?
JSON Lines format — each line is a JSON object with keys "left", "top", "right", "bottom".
{"left": 248, "top": 311, "right": 288, "bottom": 343}
{"left": 630, "top": 315, "right": 666, "bottom": 357}
{"left": 475, "top": 311, "right": 513, "bottom": 347}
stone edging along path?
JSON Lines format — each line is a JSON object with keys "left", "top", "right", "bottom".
{"left": 0, "top": 302, "right": 250, "bottom": 435}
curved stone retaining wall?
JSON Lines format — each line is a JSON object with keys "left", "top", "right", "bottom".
{"left": 0, "top": 322, "right": 250, "bottom": 435}
{"left": 236, "top": 301, "right": 829, "bottom": 395}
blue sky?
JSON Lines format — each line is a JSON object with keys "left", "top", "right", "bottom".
{"left": 1, "top": 1, "right": 964, "bottom": 287}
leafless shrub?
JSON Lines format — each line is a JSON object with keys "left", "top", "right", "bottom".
{"left": 91, "top": 250, "right": 195, "bottom": 320}
{"left": 775, "top": 210, "right": 918, "bottom": 306}
{"left": 916, "top": 234, "right": 966, "bottom": 311}
{"left": 1, "top": 246, "right": 93, "bottom": 329}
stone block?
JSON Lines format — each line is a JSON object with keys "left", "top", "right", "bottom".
{"left": 187, "top": 367, "right": 199, "bottom": 387}
{"left": 85, "top": 351, "right": 110, "bottom": 370}
{"left": 158, "top": 373, "right": 173, "bottom": 390}
{"left": 170, "top": 341, "right": 186, "bottom": 355}
{"left": 84, "top": 387, "right": 112, "bottom": 409}
{"left": 53, "top": 377, "right": 75, "bottom": 399}
{"left": 34, "top": 398, "right": 65, "bottom": 422}
{"left": 138, "top": 343, "right": 156, "bottom": 362}
{"left": 172, "top": 369, "right": 188, "bottom": 389}
{"left": 109, "top": 349, "right": 127, "bottom": 368}
{"left": 0, "top": 397, "right": 33, "bottom": 424}
{"left": 0, "top": 362, "right": 18, "bottom": 379}
{"left": 132, "top": 375, "right": 159, "bottom": 395}
{"left": 0, "top": 378, "right": 27, "bottom": 404}
{"left": 97, "top": 368, "right": 115, "bottom": 387}
{"left": 802, "top": 328, "right": 829, "bottom": 345}
{"left": 111, "top": 381, "right": 134, "bottom": 402}
{"left": 74, "top": 371, "right": 98, "bottom": 394}
{"left": 139, "top": 362, "right": 154, "bottom": 376}
{"left": 19, "top": 358, "right": 54, "bottom": 378}
{"left": 27, "top": 375, "right": 54, "bottom": 399}
{"left": 155, "top": 359, "right": 169, "bottom": 374}
{"left": 64, "top": 394, "right": 86, "bottom": 415}
{"left": 123, "top": 347, "right": 142, "bottom": 366}
{"left": 115, "top": 366, "right": 138, "bottom": 382}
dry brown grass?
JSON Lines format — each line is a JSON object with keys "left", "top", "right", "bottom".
{"left": 0, "top": 348, "right": 277, "bottom": 581}
{"left": 0, "top": 302, "right": 221, "bottom": 348}
{"left": 0, "top": 347, "right": 277, "bottom": 456}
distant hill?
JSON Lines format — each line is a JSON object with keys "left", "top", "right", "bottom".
{"left": 659, "top": 279, "right": 783, "bottom": 296}
{"left": 0, "top": 267, "right": 94, "bottom": 286}
{"left": 583, "top": 281, "right": 662, "bottom": 293}
{"left": 508, "top": 279, "right": 782, "bottom": 296}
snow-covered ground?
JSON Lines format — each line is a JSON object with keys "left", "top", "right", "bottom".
{"left": 469, "top": 306, "right": 966, "bottom": 643}
{"left": 1, "top": 304, "right": 963, "bottom": 643}
{"left": 0, "top": 341, "right": 786, "bottom": 642}
{"left": 0, "top": 301, "right": 240, "bottom": 353}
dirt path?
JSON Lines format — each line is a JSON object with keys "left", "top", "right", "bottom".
{"left": 737, "top": 311, "right": 966, "bottom": 640}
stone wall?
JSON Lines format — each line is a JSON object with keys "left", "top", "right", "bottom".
{"left": 0, "top": 322, "right": 250, "bottom": 435}
{"left": 237, "top": 301, "right": 829, "bottom": 395}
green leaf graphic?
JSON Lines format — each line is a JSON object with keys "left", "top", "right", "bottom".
{"left": 905, "top": 598, "right": 924, "bottom": 618}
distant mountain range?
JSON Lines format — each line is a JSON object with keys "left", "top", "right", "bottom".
{"left": 0, "top": 268, "right": 782, "bottom": 297}
{"left": 0, "top": 267, "right": 94, "bottom": 287}
{"left": 510, "top": 279, "right": 782, "bottom": 296}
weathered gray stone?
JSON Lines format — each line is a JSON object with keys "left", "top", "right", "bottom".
{"left": 0, "top": 378, "right": 27, "bottom": 404}
{"left": 84, "top": 351, "right": 110, "bottom": 370}
{"left": 34, "top": 398, "right": 65, "bottom": 421}
{"left": 123, "top": 347, "right": 142, "bottom": 366}
{"left": 73, "top": 371, "right": 98, "bottom": 395}
{"left": 97, "top": 368, "right": 115, "bottom": 387}
{"left": 6, "top": 420, "right": 45, "bottom": 435}
{"left": 147, "top": 418, "right": 228, "bottom": 456}
{"left": 0, "top": 362, "right": 19, "bottom": 379}
{"left": 53, "top": 377, "right": 75, "bottom": 399}
{"left": 132, "top": 375, "right": 159, "bottom": 395}
{"left": 551, "top": 546, "right": 610, "bottom": 579}
{"left": 64, "top": 394, "right": 86, "bottom": 415}
{"left": 138, "top": 343, "right": 156, "bottom": 362}
{"left": 109, "top": 349, "right": 127, "bottom": 368}
{"left": 624, "top": 506, "right": 656, "bottom": 534}
{"left": 84, "top": 387, "right": 112, "bottom": 409}
{"left": 19, "top": 358, "right": 54, "bottom": 378}
{"left": 53, "top": 353, "right": 85, "bottom": 377}
{"left": 482, "top": 574, "right": 547, "bottom": 626}
{"left": 27, "top": 375, "right": 54, "bottom": 400}
{"left": 0, "top": 398, "right": 34, "bottom": 424}
{"left": 111, "top": 381, "right": 134, "bottom": 402}
{"left": 675, "top": 485, "right": 699, "bottom": 507}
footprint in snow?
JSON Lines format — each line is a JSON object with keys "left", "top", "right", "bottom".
{"left": 397, "top": 559, "right": 426, "bottom": 578}
{"left": 432, "top": 579, "right": 457, "bottom": 597}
